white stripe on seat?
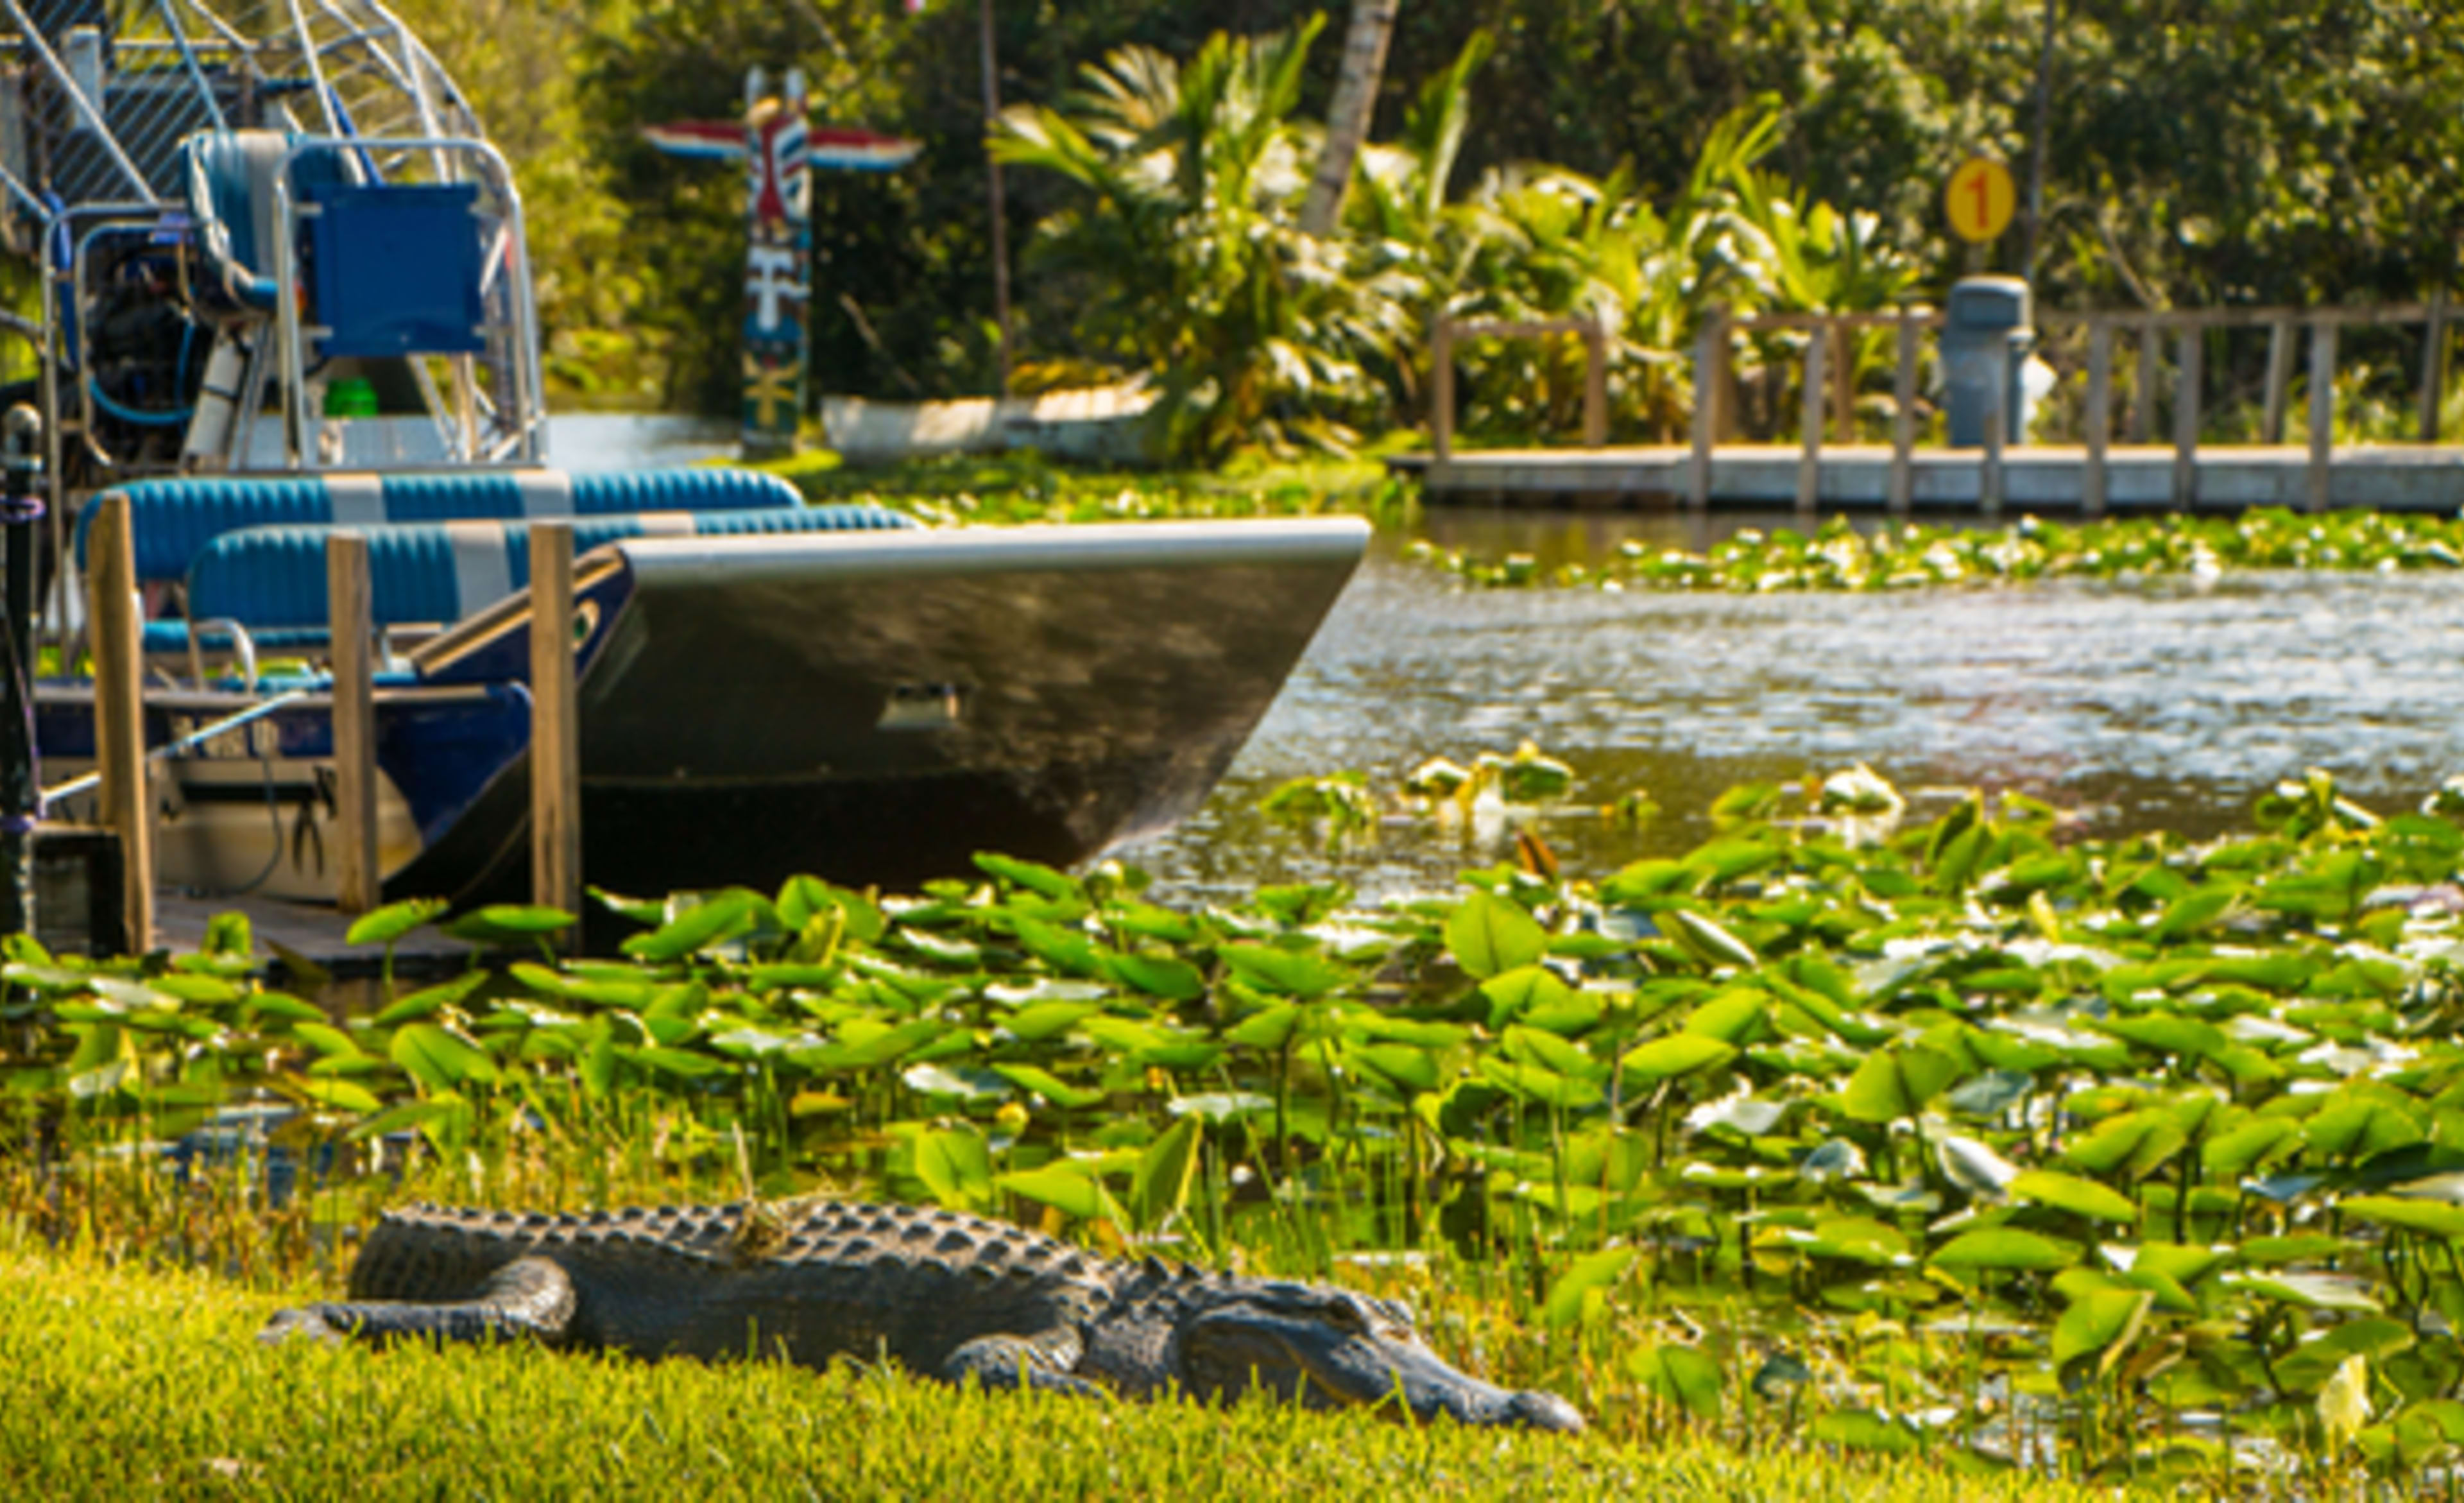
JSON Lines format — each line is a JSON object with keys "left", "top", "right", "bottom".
{"left": 633, "top": 510, "right": 696, "bottom": 537}
{"left": 325, "top": 472, "right": 386, "bottom": 526}
{"left": 444, "top": 520, "right": 515, "bottom": 617}
{"left": 515, "top": 468, "right": 574, "bottom": 518}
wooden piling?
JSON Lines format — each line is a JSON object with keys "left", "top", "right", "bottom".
{"left": 529, "top": 522, "right": 581, "bottom": 931}
{"left": 2307, "top": 320, "right": 2338, "bottom": 512}
{"left": 87, "top": 494, "right": 149, "bottom": 952}
{"left": 1797, "top": 323, "right": 1826, "bottom": 517}
{"left": 327, "top": 531, "right": 380, "bottom": 914}
{"left": 2172, "top": 324, "right": 2202, "bottom": 507}
{"left": 2083, "top": 319, "right": 2112, "bottom": 518}
{"left": 1888, "top": 309, "right": 1918, "bottom": 519}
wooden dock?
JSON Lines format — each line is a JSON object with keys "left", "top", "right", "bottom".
{"left": 1417, "top": 295, "right": 2464, "bottom": 514}
{"left": 1398, "top": 442, "right": 2464, "bottom": 513}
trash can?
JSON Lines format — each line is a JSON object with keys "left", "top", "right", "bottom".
{"left": 1942, "top": 275, "right": 2035, "bottom": 447}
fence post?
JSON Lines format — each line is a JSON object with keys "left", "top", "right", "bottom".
{"left": 1797, "top": 323, "right": 1826, "bottom": 517}
{"left": 1580, "top": 321, "right": 1607, "bottom": 448}
{"left": 2307, "top": 320, "right": 2338, "bottom": 512}
{"left": 2172, "top": 322, "right": 2202, "bottom": 508}
{"left": 1981, "top": 348, "right": 2006, "bottom": 519}
{"left": 1430, "top": 318, "right": 1455, "bottom": 463}
{"left": 87, "top": 494, "right": 149, "bottom": 953}
{"left": 2421, "top": 288, "right": 2449, "bottom": 444}
{"left": 2127, "top": 318, "right": 2159, "bottom": 443}
{"left": 1888, "top": 309, "right": 1918, "bottom": 520}
{"left": 1831, "top": 316, "right": 1854, "bottom": 443}
{"left": 2263, "top": 318, "right": 2295, "bottom": 445}
{"left": 327, "top": 531, "right": 380, "bottom": 914}
{"left": 529, "top": 521, "right": 581, "bottom": 936}
{"left": 2083, "top": 318, "right": 2112, "bottom": 519}
{"left": 1688, "top": 307, "right": 1725, "bottom": 513}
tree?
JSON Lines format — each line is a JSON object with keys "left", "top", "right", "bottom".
{"left": 1301, "top": 1, "right": 1400, "bottom": 236}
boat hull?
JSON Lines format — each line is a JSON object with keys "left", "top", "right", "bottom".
{"left": 50, "top": 519, "right": 1367, "bottom": 906}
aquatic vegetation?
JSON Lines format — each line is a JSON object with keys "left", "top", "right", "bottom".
{"left": 17, "top": 767, "right": 2464, "bottom": 1486}
{"left": 776, "top": 449, "right": 1416, "bottom": 529}
{"left": 1415, "top": 509, "right": 2464, "bottom": 591}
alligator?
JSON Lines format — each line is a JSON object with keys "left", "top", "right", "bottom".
{"left": 259, "top": 1199, "right": 1584, "bottom": 1432}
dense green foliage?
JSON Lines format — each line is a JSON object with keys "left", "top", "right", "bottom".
{"left": 19, "top": 770, "right": 2464, "bottom": 1485}
{"left": 397, "top": 2, "right": 2464, "bottom": 454}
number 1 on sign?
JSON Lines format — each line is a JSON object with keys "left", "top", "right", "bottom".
{"left": 1946, "top": 158, "right": 2016, "bottom": 244}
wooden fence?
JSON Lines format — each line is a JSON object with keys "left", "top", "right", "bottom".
{"left": 1432, "top": 296, "right": 2457, "bottom": 517}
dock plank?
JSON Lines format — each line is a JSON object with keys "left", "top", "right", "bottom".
{"left": 1401, "top": 443, "right": 2464, "bottom": 512}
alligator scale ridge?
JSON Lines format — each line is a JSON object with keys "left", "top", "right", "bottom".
{"left": 261, "top": 1199, "right": 1584, "bottom": 1432}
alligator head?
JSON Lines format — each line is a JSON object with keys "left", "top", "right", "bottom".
{"left": 1125, "top": 1272, "right": 1583, "bottom": 1433}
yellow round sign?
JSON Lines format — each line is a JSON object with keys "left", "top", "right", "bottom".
{"left": 1946, "top": 157, "right": 2017, "bottom": 243}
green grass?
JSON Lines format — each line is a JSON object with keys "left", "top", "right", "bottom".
{"left": 0, "top": 1233, "right": 2110, "bottom": 1502}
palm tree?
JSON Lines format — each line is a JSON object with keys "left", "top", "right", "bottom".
{"left": 993, "top": 18, "right": 1403, "bottom": 461}
{"left": 1301, "top": 0, "right": 1400, "bottom": 236}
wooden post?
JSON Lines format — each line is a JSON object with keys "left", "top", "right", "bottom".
{"left": 2263, "top": 318, "right": 2295, "bottom": 444}
{"left": 1797, "top": 323, "right": 1826, "bottom": 517}
{"left": 87, "top": 494, "right": 149, "bottom": 952}
{"left": 1888, "top": 309, "right": 1918, "bottom": 519}
{"left": 2083, "top": 318, "right": 2112, "bottom": 518}
{"left": 1430, "top": 318, "right": 1454, "bottom": 463}
{"left": 1981, "top": 364, "right": 2006, "bottom": 519}
{"left": 529, "top": 521, "right": 581, "bottom": 931}
{"left": 1688, "top": 307, "right": 1724, "bottom": 513}
{"left": 2307, "top": 320, "right": 2338, "bottom": 512}
{"left": 327, "top": 531, "right": 379, "bottom": 914}
{"left": 1831, "top": 316, "right": 1855, "bottom": 443}
{"left": 2127, "top": 318, "right": 2159, "bottom": 443}
{"left": 2172, "top": 323, "right": 2202, "bottom": 507}
{"left": 2420, "top": 288, "right": 2449, "bottom": 444}
{"left": 1580, "top": 321, "right": 1607, "bottom": 449}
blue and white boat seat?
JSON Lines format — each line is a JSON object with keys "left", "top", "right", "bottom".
{"left": 182, "top": 129, "right": 350, "bottom": 313}
{"left": 81, "top": 466, "right": 812, "bottom": 584}
{"left": 152, "top": 502, "right": 915, "bottom": 652}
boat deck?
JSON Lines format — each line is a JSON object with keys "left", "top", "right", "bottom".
{"left": 155, "top": 889, "right": 474, "bottom": 977}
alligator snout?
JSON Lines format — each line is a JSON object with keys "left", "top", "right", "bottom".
{"left": 1505, "top": 1389, "right": 1586, "bottom": 1434}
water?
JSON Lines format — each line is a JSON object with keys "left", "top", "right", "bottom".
{"left": 539, "top": 417, "right": 2464, "bottom": 902}
{"left": 545, "top": 413, "right": 733, "bottom": 472}
{"left": 1120, "top": 524, "right": 2464, "bottom": 904}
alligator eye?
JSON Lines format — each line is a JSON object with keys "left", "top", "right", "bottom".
{"left": 1322, "top": 1299, "right": 1367, "bottom": 1331}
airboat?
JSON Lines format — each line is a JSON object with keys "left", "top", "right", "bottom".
{"left": 0, "top": 1, "right": 1365, "bottom": 909}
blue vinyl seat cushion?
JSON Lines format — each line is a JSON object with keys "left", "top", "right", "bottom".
{"left": 181, "top": 503, "right": 916, "bottom": 633}
{"left": 81, "top": 465, "right": 826, "bottom": 583}
{"left": 307, "top": 182, "right": 486, "bottom": 357}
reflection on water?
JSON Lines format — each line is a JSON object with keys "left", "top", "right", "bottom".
{"left": 1123, "top": 540, "right": 2464, "bottom": 904}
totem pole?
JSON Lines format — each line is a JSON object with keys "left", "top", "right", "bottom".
{"left": 644, "top": 71, "right": 921, "bottom": 458}
{"left": 739, "top": 68, "right": 809, "bottom": 457}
